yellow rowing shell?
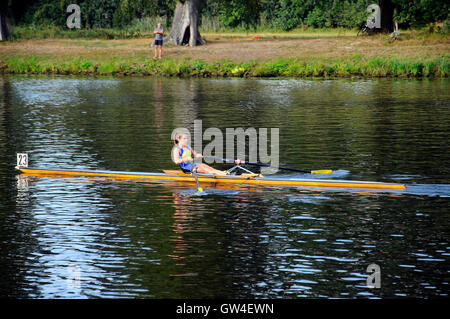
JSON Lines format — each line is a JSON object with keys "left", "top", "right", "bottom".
{"left": 17, "top": 167, "right": 406, "bottom": 190}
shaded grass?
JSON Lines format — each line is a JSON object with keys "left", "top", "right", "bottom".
{"left": 9, "top": 24, "right": 448, "bottom": 41}
{"left": 8, "top": 24, "right": 362, "bottom": 40}
{"left": 9, "top": 25, "right": 145, "bottom": 40}
{"left": 1, "top": 55, "right": 448, "bottom": 78}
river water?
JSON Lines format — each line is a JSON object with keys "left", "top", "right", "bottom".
{"left": 0, "top": 75, "right": 448, "bottom": 298}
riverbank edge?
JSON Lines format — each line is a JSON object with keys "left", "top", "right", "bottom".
{"left": 1, "top": 56, "right": 448, "bottom": 78}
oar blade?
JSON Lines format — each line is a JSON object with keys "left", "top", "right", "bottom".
{"left": 311, "top": 170, "right": 333, "bottom": 174}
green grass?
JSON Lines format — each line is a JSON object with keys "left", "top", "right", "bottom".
{"left": 4, "top": 23, "right": 446, "bottom": 78}
{"left": 9, "top": 25, "right": 146, "bottom": 40}
{"left": 1, "top": 55, "right": 448, "bottom": 78}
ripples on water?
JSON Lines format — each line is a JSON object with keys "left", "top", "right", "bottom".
{"left": 9, "top": 176, "right": 450, "bottom": 299}
{"left": 1, "top": 75, "right": 449, "bottom": 298}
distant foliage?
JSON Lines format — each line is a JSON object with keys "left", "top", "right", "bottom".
{"left": 8, "top": 0, "right": 450, "bottom": 31}
{"left": 217, "top": 0, "right": 261, "bottom": 29}
{"left": 14, "top": 0, "right": 176, "bottom": 28}
{"left": 392, "top": 0, "right": 449, "bottom": 28}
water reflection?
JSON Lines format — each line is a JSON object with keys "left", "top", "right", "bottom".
{"left": 8, "top": 170, "right": 450, "bottom": 298}
{"left": 153, "top": 79, "right": 165, "bottom": 132}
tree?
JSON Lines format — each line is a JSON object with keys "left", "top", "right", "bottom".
{"left": 0, "top": 3, "right": 11, "bottom": 41}
{"left": 164, "top": 0, "right": 205, "bottom": 46}
{"left": 379, "top": 0, "right": 394, "bottom": 32}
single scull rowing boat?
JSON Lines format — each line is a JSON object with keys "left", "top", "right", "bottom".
{"left": 17, "top": 167, "right": 406, "bottom": 190}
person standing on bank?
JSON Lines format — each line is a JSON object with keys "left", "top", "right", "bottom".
{"left": 154, "top": 23, "right": 164, "bottom": 59}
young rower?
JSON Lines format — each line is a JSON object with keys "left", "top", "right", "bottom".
{"left": 172, "top": 133, "right": 228, "bottom": 175}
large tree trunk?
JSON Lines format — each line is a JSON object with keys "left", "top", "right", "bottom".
{"left": 379, "top": 0, "right": 394, "bottom": 32}
{"left": 164, "top": 0, "right": 205, "bottom": 46}
{"left": 0, "top": 9, "right": 11, "bottom": 41}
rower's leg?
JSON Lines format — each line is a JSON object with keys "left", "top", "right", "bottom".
{"left": 195, "top": 163, "right": 227, "bottom": 175}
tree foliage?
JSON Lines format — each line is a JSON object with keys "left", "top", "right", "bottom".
{"left": 392, "top": 0, "right": 449, "bottom": 26}
{"left": 218, "top": 0, "right": 261, "bottom": 29}
{"left": 12, "top": 0, "right": 177, "bottom": 28}
{"left": 7, "top": 0, "right": 450, "bottom": 31}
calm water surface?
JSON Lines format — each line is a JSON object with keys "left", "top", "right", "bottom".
{"left": 0, "top": 75, "right": 449, "bottom": 298}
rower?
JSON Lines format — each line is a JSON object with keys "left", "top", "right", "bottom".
{"left": 172, "top": 133, "right": 228, "bottom": 176}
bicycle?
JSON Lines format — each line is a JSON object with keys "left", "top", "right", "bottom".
{"left": 357, "top": 22, "right": 376, "bottom": 36}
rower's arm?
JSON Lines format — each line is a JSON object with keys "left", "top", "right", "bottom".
{"left": 172, "top": 148, "right": 183, "bottom": 165}
{"left": 191, "top": 149, "right": 202, "bottom": 158}
{"left": 172, "top": 148, "right": 192, "bottom": 165}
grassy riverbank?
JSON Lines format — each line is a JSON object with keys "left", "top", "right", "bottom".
{"left": 1, "top": 30, "right": 448, "bottom": 78}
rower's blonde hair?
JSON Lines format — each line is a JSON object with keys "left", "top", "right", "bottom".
{"left": 173, "top": 132, "right": 185, "bottom": 145}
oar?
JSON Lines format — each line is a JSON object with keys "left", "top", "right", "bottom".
{"left": 203, "top": 156, "right": 332, "bottom": 174}
{"left": 191, "top": 166, "right": 203, "bottom": 192}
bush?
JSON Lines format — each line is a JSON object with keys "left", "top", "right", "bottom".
{"left": 443, "top": 18, "right": 450, "bottom": 34}
{"left": 2, "top": 56, "right": 448, "bottom": 78}
{"left": 98, "top": 62, "right": 116, "bottom": 74}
